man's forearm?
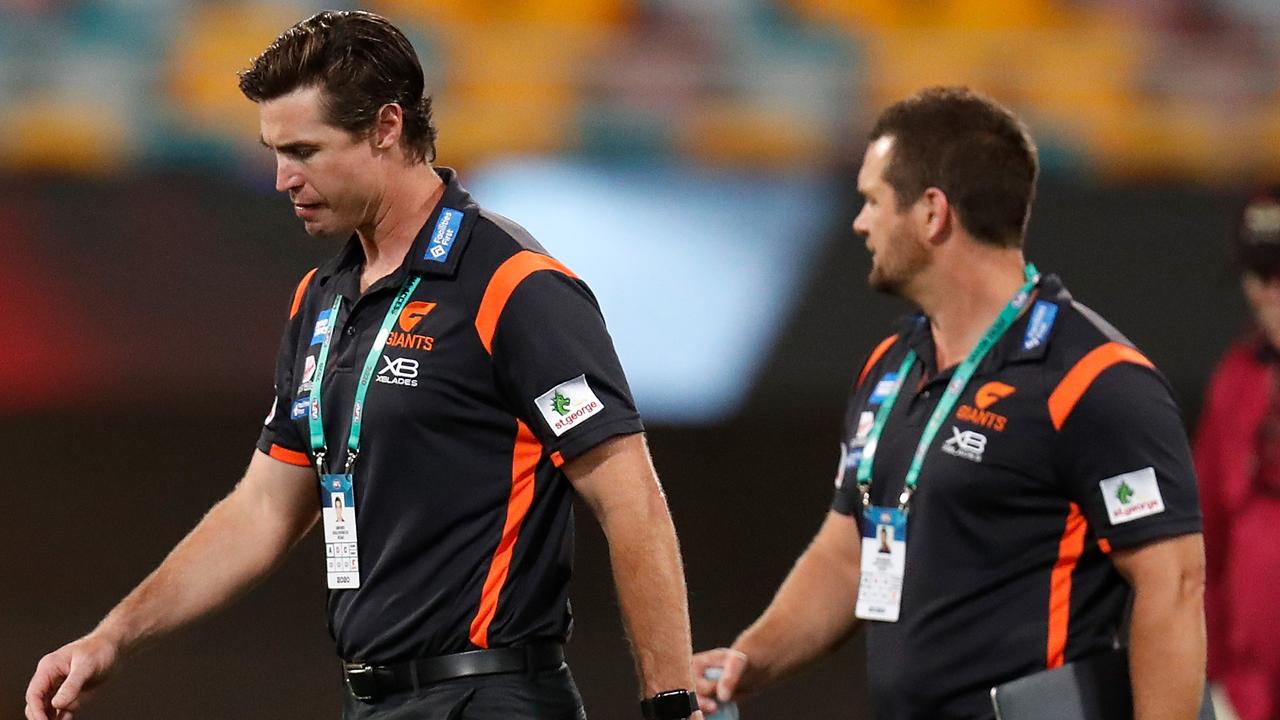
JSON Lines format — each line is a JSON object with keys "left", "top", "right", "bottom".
{"left": 732, "top": 512, "right": 862, "bottom": 693}
{"left": 96, "top": 468, "right": 317, "bottom": 655}
{"left": 1128, "top": 564, "right": 1206, "bottom": 719}
{"left": 599, "top": 487, "right": 696, "bottom": 697}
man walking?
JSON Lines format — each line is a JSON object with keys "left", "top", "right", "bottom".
{"left": 27, "top": 11, "right": 700, "bottom": 720}
{"left": 694, "top": 86, "right": 1206, "bottom": 720}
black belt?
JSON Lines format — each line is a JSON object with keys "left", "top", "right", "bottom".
{"left": 342, "top": 643, "right": 565, "bottom": 702}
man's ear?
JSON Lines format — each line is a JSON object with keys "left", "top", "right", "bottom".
{"left": 919, "top": 187, "right": 952, "bottom": 245}
{"left": 372, "top": 103, "right": 404, "bottom": 151}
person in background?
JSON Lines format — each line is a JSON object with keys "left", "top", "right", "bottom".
{"left": 1197, "top": 186, "right": 1280, "bottom": 720}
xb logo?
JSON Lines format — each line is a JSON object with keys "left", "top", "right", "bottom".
{"left": 376, "top": 356, "right": 420, "bottom": 387}
{"left": 398, "top": 301, "right": 436, "bottom": 332}
{"left": 380, "top": 357, "right": 419, "bottom": 378}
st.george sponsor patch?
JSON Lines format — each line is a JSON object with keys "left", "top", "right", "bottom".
{"left": 424, "top": 207, "right": 463, "bottom": 263}
{"left": 1022, "top": 300, "right": 1058, "bottom": 350}
{"left": 1100, "top": 466, "right": 1165, "bottom": 524}
{"left": 536, "top": 374, "right": 605, "bottom": 437}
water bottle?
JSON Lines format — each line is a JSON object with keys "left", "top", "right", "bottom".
{"left": 702, "top": 667, "right": 740, "bottom": 720}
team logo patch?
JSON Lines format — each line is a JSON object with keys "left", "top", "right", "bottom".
{"left": 1022, "top": 300, "right": 1058, "bottom": 351}
{"left": 376, "top": 356, "right": 420, "bottom": 387}
{"left": 1100, "top": 467, "right": 1165, "bottom": 524}
{"left": 536, "top": 375, "right": 604, "bottom": 437}
{"left": 311, "top": 309, "right": 334, "bottom": 346}
{"left": 424, "top": 208, "right": 463, "bottom": 263}
{"left": 398, "top": 301, "right": 436, "bottom": 332}
{"left": 956, "top": 382, "right": 1016, "bottom": 432}
{"left": 290, "top": 396, "right": 310, "bottom": 419}
{"left": 941, "top": 426, "right": 986, "bottom": 463}
{"left": 870, "top": 373, "right": 899, "bottom": 404}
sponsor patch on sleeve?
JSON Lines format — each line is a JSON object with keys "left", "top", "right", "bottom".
{"left": 1100, "top": 466, "right": 1165, "bottom": 524}
{"left": 310, "top": 309, "right": 333, "bottom": 346}
{"left": 536, "top": 375, "right": 605, "bottom": 437}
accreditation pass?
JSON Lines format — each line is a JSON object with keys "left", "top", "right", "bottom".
{"left": 855, "top": 506, "right": 907, "bottom": 622}
{"left": 321, "top": 473, "right": 360, "bottom": 589}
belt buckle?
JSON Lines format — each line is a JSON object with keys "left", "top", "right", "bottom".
{"left": 344, "top": 663, "right": 378, "bottom": 702}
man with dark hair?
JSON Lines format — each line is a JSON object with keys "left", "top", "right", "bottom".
{"left": 25, "top": 10, "right": 701, "bottom": 720}
{"left": 693, "top": 86, "right": 1207, "bottom": 719}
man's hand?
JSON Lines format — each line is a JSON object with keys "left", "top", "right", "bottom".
{"left": 25, "top": 632, "right": 121, "bottom": 720}
{"left": 23, "top": 449, "right": 316, "bottom": 719}
{"left": 691, "top": 648, "right": 749, "bottom": 715}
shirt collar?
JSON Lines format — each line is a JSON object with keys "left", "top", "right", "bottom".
{"left": 904, "top": 273, "right": 1072, "bottom": 384}
{"left": 315, "top": 167, "right": 480, "bottom": 292}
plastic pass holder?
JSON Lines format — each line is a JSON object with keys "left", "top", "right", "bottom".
{"left": 321, "top": 472, "right": 360, "bottom": 589}
{"left": 855, "top": 505, "right": 907, "bottom": 622}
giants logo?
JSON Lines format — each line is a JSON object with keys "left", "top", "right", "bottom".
{"left": 955, "top": 381, "right": 1016, "bottom": 432}
{"left": 388, "top": 301, "right": 436, "bottom": 352}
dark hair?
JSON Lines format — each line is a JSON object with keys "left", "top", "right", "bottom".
{"left": 239, "top": 10, "right": 437, "bottom": 163}
{"left": 869, "top": 87, "right": 1038, "bottom": 247}
{"left": 1234, "top": 187, "right": 1280, "bottom": 278}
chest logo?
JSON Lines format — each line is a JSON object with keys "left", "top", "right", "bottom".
{"left": 956, "top": 381, "right": 1016, "bottom": 432}
{"left": 941, "top": 426, "right": 987, "bottom": 463}
{"left": 388, "top": 301, "right": 437, "bottom": 352}
{"left": 376, "top": 356, "right": 420, "bottom": 387}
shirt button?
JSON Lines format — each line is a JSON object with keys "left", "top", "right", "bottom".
{"left": 345, "top": 326, "right": 356, "bottom": 337}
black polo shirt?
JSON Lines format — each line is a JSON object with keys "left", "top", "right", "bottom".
{"left": 831, "top": 274, "right": 1202, "bottom": 720}
{"left": 257, "top": 168, "right": 644, "bottom": 663}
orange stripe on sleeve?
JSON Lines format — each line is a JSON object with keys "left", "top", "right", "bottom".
{"left": 469, "top": 421, "right": 542, "bottom": 648}
{"left": 857, "top": 335, "right": 899, "bottom": 388}
{"left": 1047, "top": 342, "right": 1154, "bottom": 430}
{"left": 289, "top": 268, "right": 318, "bottom": 319}
{"left": 268, "top": 444, "right": 312, "bottom": 468}
{"left": 1047, "top": 503, "right": 1089, "bottom": 668}
{"left": 474, "top": 251, "right": 578, "bottom": 355}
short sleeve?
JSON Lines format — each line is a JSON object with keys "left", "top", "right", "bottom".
{"left": 1051, "top": 361, "right": 1202, "bottom": 549}
{"left": 489, "top": 269, "right": 643, "bottom": 462}
{"left": 255, "top": 276, "right": 313, "bottom": 468}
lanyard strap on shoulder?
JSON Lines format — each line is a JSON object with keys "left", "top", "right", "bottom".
{"left": 856, "top": 264, "right": 1040, "bottom": 510}
{"left": 307, "top": 276, "right": 422, "bottom": 473}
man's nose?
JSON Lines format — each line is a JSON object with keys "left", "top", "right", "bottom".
{"left": 276, "top": 157, "right": 302, "bottom": 193}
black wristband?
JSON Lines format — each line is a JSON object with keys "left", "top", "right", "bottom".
{"left": 640, "top": 689, "right": 698, "bottom": 720}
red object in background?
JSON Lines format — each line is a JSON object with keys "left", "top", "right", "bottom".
{"left": 0, "top": 209, "right": 110, "bottom": 412}
{"left": 1195, "top": 334, "right": 1280, "bottom": 720}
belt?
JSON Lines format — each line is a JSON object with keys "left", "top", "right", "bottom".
{"left": 342, "top": 643, "right": 565, "bottom": 702}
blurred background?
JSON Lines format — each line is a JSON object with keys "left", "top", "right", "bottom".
{"left": 2, "top": 0, "right": 1274, "bottom": 717}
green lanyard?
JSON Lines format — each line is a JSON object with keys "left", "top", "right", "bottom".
{"left": 856, "top": 264, "right": 1040, "bottom": 510}
{"left": 308, "top": 276, "right": 422, "bottom": 474}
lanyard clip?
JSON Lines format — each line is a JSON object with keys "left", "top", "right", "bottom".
{"left": 897, "top": 486, "right": 914, "bottom": 512}
{"left": 313, "top": 451, "right": 326, "bottom": 477}
{"left": 344, "top": 451, "right": 359, "bottom": 475}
